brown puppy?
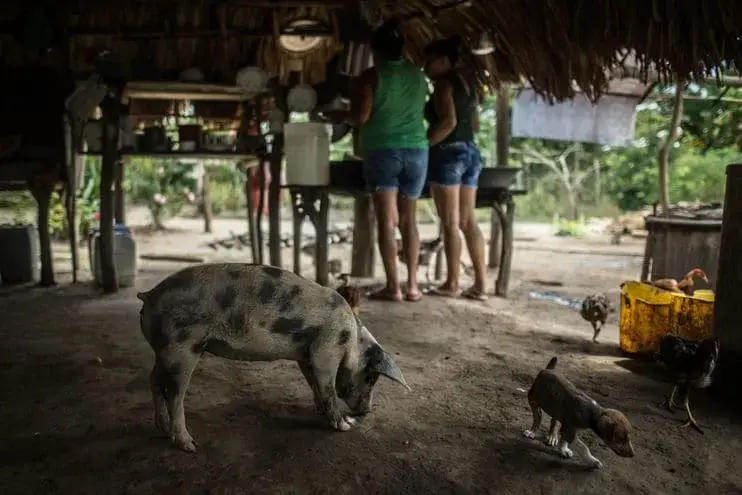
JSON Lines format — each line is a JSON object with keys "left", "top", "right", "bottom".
{"left": 523, "top": 357, "right": 635, "bottom": 469}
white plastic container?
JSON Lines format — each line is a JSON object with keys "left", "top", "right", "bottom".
{"left": 283, "top": 123, "right": 332, "bottom": 186}
{"left": 89, "top": 224, "right": 138, "bottom": 287}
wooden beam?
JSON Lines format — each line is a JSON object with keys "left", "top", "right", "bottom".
{"left": 711, "top": 163, "right": 742, "bottom": 405}
{"left": 123, "top": 82, "right": 254, "bottom": 102}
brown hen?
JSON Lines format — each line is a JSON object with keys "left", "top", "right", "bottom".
{"left": 651, "top": 268, "right": 709, "bottom": 295}
{"left": 336, "top": 273, "right": 361, "bottom": 316}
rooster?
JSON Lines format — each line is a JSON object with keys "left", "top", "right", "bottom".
{"left": 651, "top": 268, "right": 709, "bottom": 296}
{"left": 396, "top": 237, "right": 443, "bottom": 283}
{"left": 654, "top": 334, "right": 720, "bottom": 434}
{"left": 336, "top": 273, "right": 361, "bottom": 316}
{"left": 580, "top": 294, "right": 614, "bottom": 343}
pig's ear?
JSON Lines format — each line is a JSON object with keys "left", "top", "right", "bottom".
{"left": 370, "top": 349, "right": 410, "bottom": 391}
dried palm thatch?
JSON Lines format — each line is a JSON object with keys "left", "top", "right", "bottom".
{"left": 0, "top": 0, "right": 740, "bottom": 100}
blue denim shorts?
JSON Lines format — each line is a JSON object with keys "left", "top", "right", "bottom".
{"left": 428, "top": 141, "right": 482, "bottom": 188}
{"left": 362, "top": 148, "right": 429, "bottom": 199}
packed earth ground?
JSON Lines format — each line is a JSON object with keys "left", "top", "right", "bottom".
{"left": 0, "top": 208, "right": 740, "bottom": 494}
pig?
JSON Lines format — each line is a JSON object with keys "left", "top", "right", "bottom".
{"left": 137, "top": 262, "right": 409, "bottom": 452}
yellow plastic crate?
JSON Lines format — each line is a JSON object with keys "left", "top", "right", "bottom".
{"left": 619, "top": 281, "right": 715, "bottom": 355}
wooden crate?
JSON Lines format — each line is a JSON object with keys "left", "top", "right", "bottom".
{"left": 641, "top": 216, "right": 721, "bottom": 290}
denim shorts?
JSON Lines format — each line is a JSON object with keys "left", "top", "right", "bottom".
{"left": 428, "top": 141, "right": 482, "bottom": 188}
{"left": 362, "top": 148, "right": 429, "bottom": 199}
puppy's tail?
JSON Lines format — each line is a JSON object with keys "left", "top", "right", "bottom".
{"left": 545, "top": 357, "right": 558, "bottom": 370}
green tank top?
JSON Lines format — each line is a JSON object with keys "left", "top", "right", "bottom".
{"left": 359, "top": 59, "right": 429, "bottom": 154}
{"left": 424, "top": 72, "right": 476, "bottom": 144}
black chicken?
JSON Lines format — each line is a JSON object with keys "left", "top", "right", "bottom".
{"left": 654, "top": 334, "right": 720, "bottom": 434}
{"left": 580, "top": 294, "right": 613, "bottom": 343}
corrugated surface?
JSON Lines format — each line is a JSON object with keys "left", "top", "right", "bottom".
{"left": 619, "top": 281, "right": 714, "bottom": 354}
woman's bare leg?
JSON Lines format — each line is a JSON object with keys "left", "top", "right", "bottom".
{"left": 430, "top": 183, "right": 462, "bottom": 294}
{"left": 398, "top": 195, "right": 421, "bottom": 299}
{"left": 459, "top": 186, "right": 486, "bottom": 293}
{"left": 372, "top": 191, "right": 402, "bottom": 299}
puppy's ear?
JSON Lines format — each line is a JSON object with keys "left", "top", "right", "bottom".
{"left": 599, "top": 409, "right": 631, "bottom": 441}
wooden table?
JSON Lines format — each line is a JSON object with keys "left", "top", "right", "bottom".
{"left": 284, "top": 183, "right": 526, "bottom": 297}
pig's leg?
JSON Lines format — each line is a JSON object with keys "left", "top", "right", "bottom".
{"left": 297, "top": 361, "right": 324, "bottom": 413}
{"left": 149, "top": 358, "right": 170, "bottom": 435}
{"left": 160, "top": 349, "right": 200, "bottom": 452}
{"left": 310, "top": 347, "right": 356, "bottom": 432}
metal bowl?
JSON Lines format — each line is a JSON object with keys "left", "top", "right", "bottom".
{"left": 477, "top": 167, "right": 522, "bottom": 189}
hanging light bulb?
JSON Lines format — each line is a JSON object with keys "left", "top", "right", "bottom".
{"left": 472, "top": 32, "right": 495, "bottom": 56}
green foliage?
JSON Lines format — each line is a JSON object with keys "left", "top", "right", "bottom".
{"left": 200, "top": 164, "right": 246, "bottom": 216}
{"left": 127, "top": 157, "right": 197, "bottom": 229}
{"left": 554, "top": 219, "right": 586, "bottom": 238}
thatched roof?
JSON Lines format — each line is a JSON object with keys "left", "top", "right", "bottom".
{"left": 0, "top": 0, "right": 741, "bottom": 99}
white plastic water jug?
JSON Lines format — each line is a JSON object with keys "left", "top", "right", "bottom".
{"left": 89, "top": 224, "right": 138, "bottom": 287}
{"left": 283, "top": 123, "right": 332, "bottom": 186}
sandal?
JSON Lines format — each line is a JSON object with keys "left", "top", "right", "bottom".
{"left": 462, "top": 287, "right": 489, "bottom": 301}
{"left": 369, "top": 288, "right": 403, "bottom": 302}
{"left": 405, "top": 290, "right": 423, "bottom": 302}
{"left": 428, "top": 287, "right": 461, "bottom": 298}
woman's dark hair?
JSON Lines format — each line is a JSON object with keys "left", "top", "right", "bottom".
{"left": 424, "top": 35, "right": 462, "bottom": 65}
{"left": 370, "top": 19, "right": 405, "bottom": 60}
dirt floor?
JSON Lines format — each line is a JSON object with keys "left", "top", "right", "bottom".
{"left": 1, "top": 210, "right": 740, "bottom": 494}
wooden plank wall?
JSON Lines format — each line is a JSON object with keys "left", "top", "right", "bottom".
{"left": 647, "top": 224, "right": 721, "bottom": 291}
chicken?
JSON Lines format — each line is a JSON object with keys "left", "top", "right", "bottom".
{"left": 580, "top": 293, "right": 613, "bottom": 343}
{"left": 396, "top": 237, "right": 445, "bottom": 283}
{"left": 654, "top": 334, "right": 720, "bottom": 434}
{"left": 651, "top": 268, "right": 709, "bottom": 296}
{"left": 336, "top": 273, "right": 361, "bottom": 316}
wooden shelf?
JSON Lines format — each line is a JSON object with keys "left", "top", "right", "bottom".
{"left": 80, "top": 151, "right": 261, "bottom": 162}
{"left": 123, "top": 81, "right": 256, "bottom": 102}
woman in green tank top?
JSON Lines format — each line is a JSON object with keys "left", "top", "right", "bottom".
{"left": 424, "top": 36, "right": 488, "bottom": 301}
{"left": 337, "top": 19, "right": 429, "bottom": 302}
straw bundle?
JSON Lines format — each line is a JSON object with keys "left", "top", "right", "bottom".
{"left": 0, "top": 0, "right": 739, "bottom": 100}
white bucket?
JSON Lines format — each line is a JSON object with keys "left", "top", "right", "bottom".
{"left": 284, "top": 123, "right": 331, "bottom": 186}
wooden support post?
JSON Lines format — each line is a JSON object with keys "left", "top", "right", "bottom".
{"left": 711, "top": 163, "right": 742, "bottom": 405}
{"left": 489, "top": 84, "right": 510, "bottom": 268}
{"left": 113, "top": 160, "right": 125, "bottom": 225}
{"left": 63, "top": 117, "right": 79, "bottom": 283}
{"left": 256, "top": 162, "right": 266, "bottom": 265}
{"left": 98, "top": 93, "right": 121, "bottom": 293}
{"left": 245, "top": 173, "right": 259, "bottom": 263}
{"left": 29, "top": 177, "right": 55, "bottom": 286}
{"left": 268, "top": 125, "right": 284, "bottom": 268}
{"left": 493, "top": 197, "right": 515, "bottom": 297}
{"left": 202, "top": 166, "right": 213, "bottom": 233}
{"left": 350, "top": 195, "right": 376, "bottom": 277}
{"left": 291, "top": 191, "right": 303, "bottom": 275}
{"left": 315, "top": 192, "right": 330, "bottom": 286}
{"left": 350, "top": 130, "right": 375, "bottom": 278}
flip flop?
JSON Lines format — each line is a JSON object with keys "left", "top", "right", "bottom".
{"left": 369, "top": 288, "right": 403, "bottom": 302}
{"left": 427, "top": 287, "right": 461, "bottom": 298}
{"left": 405, "top": 290, "right": 424, "bottom": 302}
{"left": 462, "top": 287, "right": 489, "bottom": 301}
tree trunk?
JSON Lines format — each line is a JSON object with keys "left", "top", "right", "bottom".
{"left": 99, "top": 99, "right": 120, "bottom": 293}
{"left": 202, "top": 167, "right": 213, "bottom": 233}
{"left": 114, "top": 160, "right": 125, "bottom": 225}
{"left": 489, "top": 84, "right": 510, "bottom": 268}
{"left": 658, "top": 83, "right": 684, "bottom": 215}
